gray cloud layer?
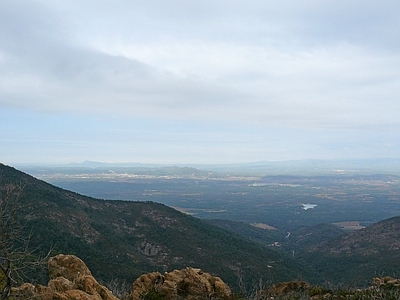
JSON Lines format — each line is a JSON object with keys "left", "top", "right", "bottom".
{"left": 1, "top": 1, "right": 400, "bottom": 163}
{"left": 2, "top": 1, "right": 399, "bottom": 127}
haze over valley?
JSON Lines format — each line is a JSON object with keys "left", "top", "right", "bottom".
{"left": 20, "top": 160, "right": 400, "bottom": 232}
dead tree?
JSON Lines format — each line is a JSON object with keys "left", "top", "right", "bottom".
{"left": 0, "top": 180, "right": 49, "bottom": 299}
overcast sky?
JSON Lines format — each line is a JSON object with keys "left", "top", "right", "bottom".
{"left": 1, "top": 1, "right": 400, "bottom": 164}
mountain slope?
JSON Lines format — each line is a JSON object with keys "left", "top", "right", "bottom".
{"left": 297, "top": 216, "right": 400, "bottom": 285}
{"left": 205, "top": 211, "right": 400, "bottom": 287}
{"left": 286, "top": 223, "right": 345, "bottom": 250}
{"left": 205, "top": 219, "right": 287, "bottom": 246}
{"left": 0, "top": 163, "right": 315, "bottom": 290}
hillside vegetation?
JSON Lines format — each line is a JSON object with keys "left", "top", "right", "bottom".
{"left": 296, "top": 215, "right": 400, "bottom": 285}
{"left": 0, "top": 163, "right": 315, "bottom": 291}
{"left": 3, "top": 162, "right": 400, "bottom": 293}
{"left": 208, "top": 216, "right": 400, "bottom": 287}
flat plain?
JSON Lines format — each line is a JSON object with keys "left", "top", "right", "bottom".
{"left": 23, "top": 165, "right": 400, "bottom": 232}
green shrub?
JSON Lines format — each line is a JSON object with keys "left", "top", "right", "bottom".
{"left": 308, "top": 286, "right": 324, "bottom": 296}
{"left": 140, "top": 288, "right": 165, "bottom": 300}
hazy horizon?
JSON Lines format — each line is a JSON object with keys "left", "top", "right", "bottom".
{"left": 9, "top": 158, "right": 400, "bottom": 178}
{"left": 9, "top": 157, "right": 400, "bottom": 166}
{"left": 2, "top": 1, "right": 400, "bottom": 165}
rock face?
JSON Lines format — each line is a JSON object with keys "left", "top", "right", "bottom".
{"left": 131, "top": 267, "right": 232, "bottom": 300}
{"left": 371, "top": 276, "right": 400, "bottom": 286}
{"left": 268, "top": 281, "right": 310, "bottom": 296}
{"left": 12, "top": 254, "right": 232, "bottom": 300}
{"left": 12, "top": 254, "right": 118, "bottom": 300}
{"left": 256, "top": 280, "right": 311, "bottom": 299}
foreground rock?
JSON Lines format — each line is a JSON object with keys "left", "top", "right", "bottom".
{"left": 11, "top": 253, "right": 400, "bottom": 300}
{"left": 254, "top": 277, "right": 400, "bottom": 299}
{"left": 256, "top": 280, "right": 311, "bottom": 299}
{"left": 371, "top": 276, "right": 400, "bottom": 286}
{"left": 132, "top": 267, "right": 232, "bottom": 300}
{"left": 13, "top": 254, "right": 118, "bottom": 300}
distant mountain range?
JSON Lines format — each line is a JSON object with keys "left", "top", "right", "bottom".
{"left": 17, "top": 158, "right": 400, "bottom": 176}
{"left": 2, "top": 162, "right": 400, "bottom": 290}
{"left": 193, "top": 158, "right": 400, "bottom": 176}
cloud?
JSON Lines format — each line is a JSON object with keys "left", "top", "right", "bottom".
{"left": 1, "top": 1, "right": 400, "bottom": 163}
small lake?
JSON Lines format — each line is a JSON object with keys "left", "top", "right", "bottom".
{"left": 302, "top": 204, "right": 317, "bottom": 210}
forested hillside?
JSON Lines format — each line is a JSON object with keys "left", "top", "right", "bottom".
{"left": 0, "top": 163, "right": 314, "bottom": 291}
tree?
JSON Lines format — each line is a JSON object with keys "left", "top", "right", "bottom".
{"left": 0, "top": 179, "right": 49, "bottom": 299}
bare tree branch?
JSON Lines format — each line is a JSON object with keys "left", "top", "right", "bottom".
{"left": 0, "top": 177, "right": 51, "bottom": 300}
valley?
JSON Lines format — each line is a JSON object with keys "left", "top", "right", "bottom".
{"left": 23, "top": 165, "right": 400, "bottom": 232}
{"left": 4, "top": 162, "right": 400, "bottom": 291}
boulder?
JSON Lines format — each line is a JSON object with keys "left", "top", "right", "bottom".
{"left": 256, "top": 280, "right": 310, "bottom": 299}
{"left": 48, "top": 253, "right": 93, "bottom": 281}
{"left": 12, "top": 254, "right": 233, "bottom": 300}
{"left": 131, "top": 267, "right": 232, "bottom": 300}
{"left": 12, "top": 254, "right": 118, "bottom": 300}
{"left": 271, "top": 281, "right": 310, "bottom": 296}
{"left": 371, "top": 276, "right": 400, "bottom": 286}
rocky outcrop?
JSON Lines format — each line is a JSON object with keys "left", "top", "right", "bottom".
{"left": 12, "top": 254, "right": 232, "bottom": 300}
{"left": 12, "top": 254, "right": 118, "bottom": 300}
{"left": 268, "top": 280, "right": 310, "bottom": 296}
{"left": 12, "top": 253, "right": 400, "bottom": 300}
{"left": 371, "top": 276, "right": 400, "bottom": 287}
{"left": 131, "top": 267, "right": 232, "bottom": 300}
{"left": 256, "top": 280, "right": 311, "bottom": 299}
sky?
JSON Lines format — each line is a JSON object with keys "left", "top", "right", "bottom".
{"left": 1, "top": 1, "right": 400, "bottom": 164}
